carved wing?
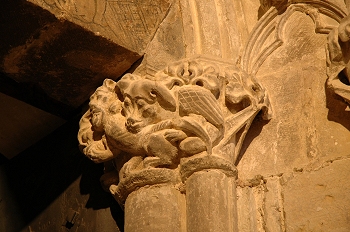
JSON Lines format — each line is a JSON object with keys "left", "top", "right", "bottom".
{"left": 177, "top": 85, "right": 224, "bottom": 128}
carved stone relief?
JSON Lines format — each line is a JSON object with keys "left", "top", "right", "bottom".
{"left": 74, "top": 1, "right": 350, "bottom": 231}
{"left": 78, "top": 56, "right": 271, "bottom": 207}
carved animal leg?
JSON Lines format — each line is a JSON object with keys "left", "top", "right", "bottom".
{"left": 173, "top": 117, "right": 213, "bottom": 154}
{"left": 164, "top": 129, "right": 187, "bottom": 144}
{"left": 84, "top": 140, "right": 116, "bottom": 163}
{"left": 179, "top": 137, "right": 207, "bottom": 156}
{"left": 145, "top": 132, "right": 179, "bottom": 167}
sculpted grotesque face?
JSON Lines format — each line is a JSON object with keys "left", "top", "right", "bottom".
{"left": 123, "top": 96, "right": 161, "bottom": 133}
{"left": 121, "top": 79, "right": 177, "bottom": 133}
{"left": 89, "top": 88, "right": 122, "bottom": 133}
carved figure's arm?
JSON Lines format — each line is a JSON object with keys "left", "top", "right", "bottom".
{"left": 327, "top": 15, "right": 350, "bottom": 104}
{"left": 84, "top": 136, "right": 119, "bottom": 163}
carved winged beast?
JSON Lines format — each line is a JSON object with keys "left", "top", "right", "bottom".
{"left": 116, "top": 73, "right": 224, "bottom": 167}
{"left": 78, "top": 55, "right": 272, "bottom": 172}
{"left": 78, "top": 72, "right": 225, "bottom": 169}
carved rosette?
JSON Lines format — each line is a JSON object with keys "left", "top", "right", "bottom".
{"left": 78, "top": 55, "right": 271, "bottom": 206}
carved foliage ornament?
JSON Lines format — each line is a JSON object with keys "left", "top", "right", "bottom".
{"left": 78, "top": 56, "right": 271, "bottom": 205}
{"left": 77, "top": 1, "right": 348, "bottom": 206}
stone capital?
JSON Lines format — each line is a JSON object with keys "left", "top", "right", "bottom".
{"left": 78, "top": 55, "right": 271, "bottom": 206}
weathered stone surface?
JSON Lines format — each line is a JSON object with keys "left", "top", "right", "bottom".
{"left": 237, "top": 7, "right": 350, "bottom": 181}
{"left": 124, "top": 185, "right": 186, "bottom": 232}
{"left": 283, "top": 158, "right": 350, "bottom": 232}
{"left": 0, "top": 1, "right": 141, "bottom": 119}
{"left": 264, "top": 176, "right": 285, "bottom": 232}
{"left": 28, "top": 0, "right": 173, "bottom": 54}
{"left": 78, "top": 54, "right": 270, "bottom": 231}
{"left": 236, "top": 176, "right": 267, "bottom": 232}
{"left": 139, "top": 0, "right": 186, "bottom": 72}
{"left": 1, "top": 18, "right": 140, "bottom": 112}
{"left": 186, "top": 170, "right": 237, "bottom": 232}
{"left": 8, "top": 0, "right": 347, "bottom": 231}
{"left": 327, "top": 13, "right": 350, "bottom": 105}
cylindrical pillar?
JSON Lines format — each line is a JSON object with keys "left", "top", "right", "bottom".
{"left": 186, "top": 169, "right": 238, "bottom": 232}
{"left": 124, "top": 184, "right": 186, "bottom": 232}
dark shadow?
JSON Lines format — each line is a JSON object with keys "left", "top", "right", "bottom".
{"left": 119, "top": 56, "right": 145, "bottom": 79}
{"left": 2, "top": 116, "right": 83, "bottom": 228}
{"left": 235, "top": 115, "right": 269, "bottom": 166}
{"left": 110, "top": 200, "right": 125, "bottom": 232}
{"left": 0, "top": 153, "right": 8, "bottom": 166}
{"left": 1, "top": 114, "right": 124, "bottom": 231}
{"left": 258, "top": 6, "right": 266, "bottom": 20}
{"left": 78, "top": 133, "right": 125, "bottom": 231}
{"left": 79, "top": 159, "right": 125, "bottom": 230}
{"left": 79, "top": 160, "right": 112, "bottom": 210}
{"left": 325, "top": 80, "right": 350, "bottom": 131}
{"left": 0, "top": 73, "right": 79, "bottom": 119}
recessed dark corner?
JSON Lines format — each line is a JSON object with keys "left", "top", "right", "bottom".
{"left": 64, "top": 221, "right": 74, "bottom": 229}
{"left": 0, "top": 153, "right": 8, "bottom": 166}
{"left": 339, "top": 71, "right": 350, "bottom": 85}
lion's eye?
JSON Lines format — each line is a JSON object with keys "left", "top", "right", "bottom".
{"left": 91, "top": 108, "right": 101, "bottom": 115}
{"left": 92, "top": 111, "right": 101, "bottom": 120}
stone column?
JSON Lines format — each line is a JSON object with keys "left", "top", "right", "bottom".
{"left": 78, "top": 55, "right": 271, "bottom": 231}
{"left": 180, "top": 153, "right": 238, "bottom": 232}
{"left": 186, "top": 170, "right": 237, "bottom": 232}
{"left": 109, "top": 166, "right": 186, "bottom": 232}
{"left": 124, "top": 185, "right": 186, "bottom": 232}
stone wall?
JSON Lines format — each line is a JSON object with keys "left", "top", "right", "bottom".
{"left": 2, "top": 0, "right": 349, "bottom": 231}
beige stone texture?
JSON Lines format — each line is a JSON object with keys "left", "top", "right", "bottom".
{"left": 70, "top": 0, "right": 350, "bottom": 231}
{"left": 125, "top": 185, "right": 186, "bottom": 232}
{"left": 1, "top": 0, "right": 349, "bottom": 231}
{"left": 283, "top": 158, "right": 350, "bottom": 232}
{"left": 28, "top": 0, "right": 173, "bottom": 54}
{"left": 186, "top": 170, "right": 237, "bottom": 232}
{"left": 27, "top": 0, "right": 264, "bottom": 58}
{"left": 237, "top": 9, "right": 350, "bottom": 180}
